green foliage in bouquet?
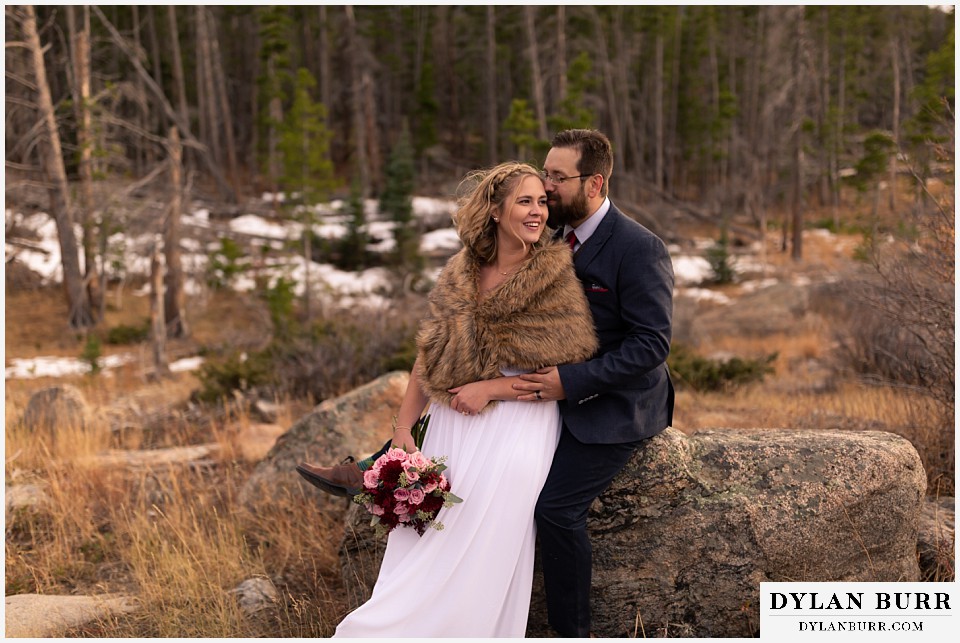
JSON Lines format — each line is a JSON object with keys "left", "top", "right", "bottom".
{"left": 411, "top": 414, "right": 430, "bottom": 450}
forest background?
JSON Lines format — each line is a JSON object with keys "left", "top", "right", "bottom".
{"left": 4, "top": 4, "right": 956, "bottom": 637}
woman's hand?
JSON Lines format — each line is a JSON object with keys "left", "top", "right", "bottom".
{"left": 391, "top": 427, "right": 417, "bottom": 453}
{"left": 447, "top": 381, "right": 493, "bottom": 416}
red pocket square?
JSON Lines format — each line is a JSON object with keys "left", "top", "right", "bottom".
{"left": 586, "top": 283, "right": 609, "bottom": 293}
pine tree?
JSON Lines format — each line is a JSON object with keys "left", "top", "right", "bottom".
{"left": 547, "top": 52, "right": 597, "bottom": 133}
{"left": 336, "top": 175, "right": 369, "bottom": 271}
{"left": 504, "top": 99, "right": 541, "bottom": 162}
{"left": 277, "top": 68, "right": 337, "bottom": 320}
{"left": 278, "top": 68, "right": 336, "bottom": 205}
{"left": 380, "top": 126, "right": 422, "bottom": 272}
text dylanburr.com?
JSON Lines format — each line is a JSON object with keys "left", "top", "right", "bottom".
{"left": 761, "top": 582, "right": 955, "bottom": 639}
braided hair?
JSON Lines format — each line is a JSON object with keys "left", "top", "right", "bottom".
{"left": 453, "top": 162, "right": 544, "bottom": 264}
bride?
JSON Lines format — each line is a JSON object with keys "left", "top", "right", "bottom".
{"left": 331, "top": 162, "right": 596, "bottom": 637}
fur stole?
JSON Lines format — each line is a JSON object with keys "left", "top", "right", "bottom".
{"left": 416, "top": 240, "right": 598, "bottom": 409}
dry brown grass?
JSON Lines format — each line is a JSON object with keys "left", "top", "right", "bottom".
{"left": 673, "top": 336, "right": 952, "bottom": 496}
{"left": 5, "top": 290, "right": 347, "bottom": 635}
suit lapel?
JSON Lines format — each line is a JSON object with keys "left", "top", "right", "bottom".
{"left": 573, "top": 205, "right": 619, "bottom": 270}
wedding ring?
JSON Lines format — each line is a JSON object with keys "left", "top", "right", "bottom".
{"left": 535, "top": 390, "right": 543, "bottom": 400}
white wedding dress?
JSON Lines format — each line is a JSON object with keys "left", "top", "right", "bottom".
{"left": 333, "top": 372, "right": 561, "bottom": 638}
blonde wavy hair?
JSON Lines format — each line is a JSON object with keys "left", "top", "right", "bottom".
{"left": 452, "top": 161, "right": 545, "bottom": 263}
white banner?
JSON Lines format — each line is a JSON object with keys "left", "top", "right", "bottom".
{"left": 761, "top": 582, "right": 956, "bottom": 640}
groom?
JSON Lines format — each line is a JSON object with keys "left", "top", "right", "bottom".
{"left": 298, "top": 129, "right": 674, "bottom": 637}
{"left": 510, "top": 128, "right": 674, "bottom": 637}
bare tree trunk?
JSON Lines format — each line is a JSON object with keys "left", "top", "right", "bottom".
{"left": 523, "top": 6, "right": 549, "bottom": 141}
{"left": 150, "top": 245, "right": 169, "bottom": 376}
{"left": 93, "top": 5, "right": 236, "bottom": 202}
{"left": 145, "top": 6, "right": 164, "bottom": 141}
{"left": 22, "top": 5, "right": 93, "bottom": 328}
{"left": 889, "top": 35, "right": 901, "bottom": 214}
{"left": 655, "top": 28, "right": 665, "bottom": 192}
{"left": 345, "top": 5, "right": 369, "bottom": 195}
{"left": 363, "top": 70, "right": 382, "bottom": 194}
{"left": 209, "top": 11, "right": 238, "bottom": 187}
{"left": 318, "top": 6, "right": 331, "bottom": 128}
{"left": 791, "top": 8, "right": 805, "bottom": 262}
{"left": 611, "top": 7, "right": 640, "bottom": 173}
{"left": 752, "top": 8, "right": 769, "bottom": 273}
{"left": 556, "top": 6, "right": 567, "bottom": 105}
{"left": 835, "top": 27, "right": 846, "bottom": 228}
{"left": 164, "top": 127, "right": 188, "bottom": 338}
{"left": 266, "top": 56, "right": 283, "bottom": 204}
{"left": 67, "top": 5, "right": 103, "bottom": 320}
{"left": 485, "top": 6, "right": 498, "bottom": 165}
{"left": 588, "top": 8, "right": 621, "bottom": 153}
{"left": 302, "top": 230, "right": 313, "bottom": 322}
{"left": 195, "top": 7, "right": 221, "bottom": 165}
{"left": 667, "top": 7, "right": 683, "bottom": 193}
{"left": 167, "top": 6, "right": 190, "bottom": 129}
{"left": 248, "top": 17, "right": 261, "bottom": 179}
{"left": 708, "top": 10, "right": 721, "bottom": 194}
{"left": 131, "top": 5, "right": 146, "bottom": 175}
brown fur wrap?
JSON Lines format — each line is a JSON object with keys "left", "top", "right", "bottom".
{"left": 416, "top": 240, "right": 598, "bottom": 409}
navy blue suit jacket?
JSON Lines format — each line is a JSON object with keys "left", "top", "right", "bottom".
{"left": 556, "top": 203, "right": 674, "bottom": 444}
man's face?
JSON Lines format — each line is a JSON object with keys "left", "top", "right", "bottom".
{"left": 543, "top": 147, "right": 590, "bottom": 228}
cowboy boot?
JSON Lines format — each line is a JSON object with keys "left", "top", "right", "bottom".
{"left": 297, "top": 456, "right": 365, "bottom": 498}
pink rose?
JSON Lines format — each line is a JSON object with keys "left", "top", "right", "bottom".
{"left": 393, "top": 487, "right": 410, "bottom": 501}
{"left": 363, "top": 469, "right": 380, "bottom": 489}
{"left": 398, "top": 512, "right": 411, "bottom": 523}
{"left": 408, "top": 488, "right": 425, "bottom": 505}
{"left": 394, "top": 502, "right": 410, "bottom": 515}
{"left": 408, "top": 452, "right": 430, "bottom": 469}
{"left": 385, "top": 447, "right": 408, "bottom": 462}
{"left": 403, "top": 466, "right": 420, "bottom": 482}
{"left": 366, "top": 503, "right": 384, "bottom": 516}
{"left": 423, "top": 480, "right": 438, "bottom": 493}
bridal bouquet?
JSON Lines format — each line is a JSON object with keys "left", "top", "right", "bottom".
{"left": 353, "top": 448, "right": 462, "bottom": 537}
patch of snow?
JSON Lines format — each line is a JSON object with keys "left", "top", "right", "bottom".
{"left": 739, "top": 278, "right": 779, "bottom": 293}
{"left": 672, "top": 255, "right": 714, "bottom": 287}
{"left": 260, "top": 192, "right": 286, "bottom": 204}
{"left": 170, "top": 356, "right": 204, "bottom": 373}
{"left": 229, "top": 215, "right": 293, "bottom": 240}
{"left": 676, "top": 288, "right": 732, "bottom": 305}
{"left": 421, "top": 228, "right": 462, "bottom": 253}
{"left": 5, "top": 353, "right": 135, "bottom": 380}
{"left": 732, "top": 256, "right": 765, "bottom": 275}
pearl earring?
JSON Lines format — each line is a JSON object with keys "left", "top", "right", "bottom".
{"left": 493, "top": 217, "right": 500, "bottom": 223}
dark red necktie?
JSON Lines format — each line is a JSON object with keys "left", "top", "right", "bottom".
{"left": 565, "top": 230, "right": 577, "bottom": 251}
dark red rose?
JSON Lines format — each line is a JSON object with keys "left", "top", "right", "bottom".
{"left": 421, "top": 494, "right": 443, "bottom": 514}
{"left": 379, "top": 460, "right": 404, "bottom": 489}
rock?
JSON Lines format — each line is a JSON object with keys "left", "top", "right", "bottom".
{"left": 228, "top": 577, "right": 279, "bottom": 616}
{"left": 4, "top": 593, "right": 138, "bottom": 637}
{"left": 239, "top": 371, "right": 408, "bottom": 514}
{"left": 22, "top": 385, "right": 88, "bottom": 436}
{"left": 691, "top": 281, "right": 811, "bottom": 341}
{"left": 4, "top": 483, "right": 50, "bottom": 532}
{"left": 251, "top": 398, "right": 282, "bottom": 424}
{"left": 235, "top": 423, "right": 286, "bottom": 462}
{"left": 80, "top": 444, "right": 221, "bottom": 469}
{"left": 917, "top": 496, "right": 955, "bottom": 581}
{"left": 339, "top": 427, "right": 926, "bottom": 638}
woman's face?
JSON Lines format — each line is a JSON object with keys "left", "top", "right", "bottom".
{"left": 496, "top": 175, "right": 547, "bottom": 250}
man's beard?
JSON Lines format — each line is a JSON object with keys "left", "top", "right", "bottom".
{"left": 547, "top": 187, "right": 590, "bottom": 228}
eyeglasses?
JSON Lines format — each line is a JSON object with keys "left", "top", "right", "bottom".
{"left": 540, "top": 171, "right": 592, "bottom": 185}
